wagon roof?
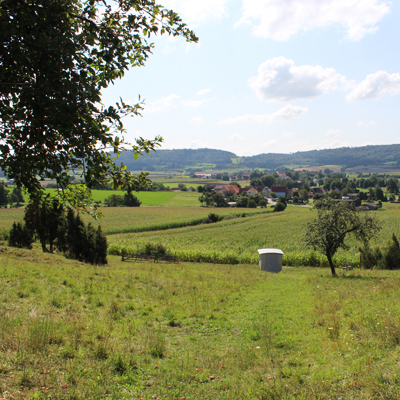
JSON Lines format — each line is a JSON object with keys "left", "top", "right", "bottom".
{"left": 257, "top": 248, "right": 284, "bottom": 255}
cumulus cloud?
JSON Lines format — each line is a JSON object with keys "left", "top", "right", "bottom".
{"left": 281, "top": 132, "right": 294, "bottom": 139}
{"left": 190, "top": 116, "right": 205, "bottom": 125}
{"left": 347, "top": 71, "right": 400, "bottom": 101}
{"left": 230, "top": 133, "right": 246, "bottom": 141}
{"left": 162, "top": 0, "right": 229, "bottom": 24}
{"left": 188, "top": 139, "right": 212, "bottom": 149}
{"left": 144, "top": 94, "right": 180, "bottom": 113}
{"left": 249, "top": 57, "right": 348, "bottom": 102}
{"left": 236, "top": 0, "right": 390, "bottom": 41}
{"left": 218, "top": 105, "right": 308, "bottom": 125}
{"left": 262, "top": 140, "right": 278, "bottom": 147}
{"left": 196, "top": 88, "right": 212, "bottom": 96}
{"left": 326, "top": 129, "right": 343, "bottom": 137}
{"left": 357, "top": 120, "right": 378, "bottom": 128}
{"left": 183, "top": 99, "right": 208, "bottom": 107}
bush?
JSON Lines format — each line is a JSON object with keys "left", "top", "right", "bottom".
{"left": 259, "top": 199, "right": 267, "bottom": 208}
{"left": 8, "top": 222, "right": 33, "bottom": 249}
{"left": 274, "top": 202, "right": 286, "bottom": 212}
{"left": 0, "top": 227, "right": 9, "bottom": 241}
{"left": 143, "top": 243, "right": 169, "bottom": 257}
{"left": 359, "top": 234, "right": 400, "bottom": 270}
{"left": 247, "top": 199, "right": 257, "bottom": 208}
{"left": 124, "top": 192, "right": 141, "bottom": 207}
{"left": 204, "top": 213, "right": 223, "bottom": 224}
{"left": 56, "top": 209, "right": 108, "bottom": 265}
{"left": 104, "top": 194, "right": 125, "bottom": 207}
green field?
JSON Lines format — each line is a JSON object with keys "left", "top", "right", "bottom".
{"left": 41, "top": 189, "right": 179, "bottom": 206}
{"left": 1, "top": 247, "right": 400, "bottom": 399}
{"left": 3, "top": 200, "right": 400, "bottom": 266}
{"left": 0, "top": 203, "right": 267, "bottom": 235}
{"left": 107, "top": 203, "right": 400, "bottom": 266}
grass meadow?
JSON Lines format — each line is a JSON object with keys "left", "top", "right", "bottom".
{"left": 2, "top": 195, "right": 400, "bottom": 399}
{"left": 1, "top": 247, "right": 400, "bottom": 399}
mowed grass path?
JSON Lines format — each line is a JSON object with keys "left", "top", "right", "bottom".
{"left": 1, "top": 247, "right": 400, "bottom": 399}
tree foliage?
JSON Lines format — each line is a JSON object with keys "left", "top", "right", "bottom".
{"left": 0, "top": 183, "right": 9, "bottom": 208}
{"left": 0, "top": 0, "right": 197, "bottom": 215}
{"left": 304, "top": 199, "right": 381, "bottom": 275}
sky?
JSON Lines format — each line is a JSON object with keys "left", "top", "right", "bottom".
{"left": 103, "top": 0, "right": 400, "bottom": 157}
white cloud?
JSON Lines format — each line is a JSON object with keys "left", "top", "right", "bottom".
{"left": 357, "top": 120, "right": 378, "bottom": 128}
{"left": 237, "top": 0, "right": 390, "bottom": 41}
{"left": 261, "top": 140, "right": 278, "bottom": 147}
{"left": 196, "top": 88, "right": 212, "bottom": 96}
{"left": 230, "top": 133, "right": 246, "bottom": 141}
{"left": 183, "top": 99, "right": 208, "bottom": 107}
{"left": 326, "top": 129, "right": 343, "bottom": 137}
{"left": 249, "top": 57, "right": 348, "bottom": 102}
{"left": 347, "top": 71, "right": 400, "bottom": 101}
{"left": 269, "top": 105, "right": 309, "bottom": 121}
{"left": 144, "top": 94, "right": 180, "bottom": 113}
{"left": 281, "top": 132, "right": 294, "bottom": 139}
{"left": 218, "top": 105, "right": 308, "bottom": 125}
{"left": 190, "top": 116, "right": 205, "bottom": 125}
{"left": 161, "top": 0, "right": 229, "bottom": 24}
{"left": 188, "top": 139, "right": 212, "bottom": 149}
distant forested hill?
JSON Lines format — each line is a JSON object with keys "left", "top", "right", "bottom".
{"left": 117, "top": 148, "right": 236, "bottom": 170}
{"left": 240, "top": 144, "right": 400, "bottom": 169}
{"left": 115, "top": 144, "right": 400, "bottom": 171}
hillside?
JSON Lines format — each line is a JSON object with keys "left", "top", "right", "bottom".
{"left": 114, "top": 144, "right": 400, "bottom": 171}
{"left": 117, "top": 148, "right": 236, "bottom": 171}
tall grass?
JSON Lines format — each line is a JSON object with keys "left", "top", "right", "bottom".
{"left": 2, "top": 247, "right": 400, "bottom": 399}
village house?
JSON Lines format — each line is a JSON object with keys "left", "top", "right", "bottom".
{"left": 216, "top": 185, "right": 240, "bottom": 196}
{"left": 271, "top": 186, "right": 289, "bottom": 198}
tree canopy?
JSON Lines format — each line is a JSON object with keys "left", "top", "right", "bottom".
{"left": 0, "top": 0, "right": 197, "bottom": 215}
{"left": 304, "top": 199, "right": 381, "bottom": 275}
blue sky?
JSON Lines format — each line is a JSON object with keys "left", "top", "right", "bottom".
{"left": 103, "top": 0, "right": 400, "bottom": 156}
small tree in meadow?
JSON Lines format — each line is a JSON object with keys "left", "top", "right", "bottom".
{"left": 247, "top": 199, "right": 257, "bottom": 208}
{"left": 8, "top": 222, "right": 33, "bottom": 249}
{"left": 305, "top": 198, "right": 381, "bottom": 276}
{"left": 0, "top": 183, "right": 9, "bottom": 208}
{"left": 124, "top": 192, "right": 141, "bottom": 207}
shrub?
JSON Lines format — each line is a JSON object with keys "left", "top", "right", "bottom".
{"left": 259, "top": 199, "right": 267, "bottom": 208}
{"left": 247, "top": 199, "right": 257, "bottom": 208}
{"left": 273, "top": 201, "right": 286, "bottom": 212}
{"left": 104, "top": 194, "right": 124, "bottom": 207}
{"left": 56, "top": 210, "right": 108, "bottom": 265}
{"left": 359, "top": 234, "right": 400, "bottom": 270}
{"left": 8, "top": 222, "right": 33, "bottom": 249}
{"left": 204, "top": 213, "right": 223, "bottom": 224}
{"left": 0, "top": 227, "right": 9, "bottom": 241}
{"left": 123, "top": 192, "right": 141, "bottom": 207}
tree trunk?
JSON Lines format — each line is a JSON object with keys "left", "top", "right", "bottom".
{"left": 326, "top": 253, "right": 336, "bottom": 276}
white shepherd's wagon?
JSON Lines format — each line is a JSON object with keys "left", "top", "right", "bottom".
{"left": 257, "top": 248, "right": 284, "bottom": 273}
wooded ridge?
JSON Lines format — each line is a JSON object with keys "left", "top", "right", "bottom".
{"left": 116, "top": 143, "right": 400, "bottom": 170}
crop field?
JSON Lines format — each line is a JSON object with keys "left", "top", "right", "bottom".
{"left": 1, "top": 247, "right": 400, "bottom": 399}
{"left": 108, "top": 204, "right": 400, "bottom": 267}
{"left": 2, "top": 200, "right": 400, "bottom": 267}
{"left": 0, "top": 205, "right": 267, "bottom": 235}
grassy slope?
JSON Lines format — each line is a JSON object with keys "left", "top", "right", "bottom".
{"left": 1, "top": 247, "right": 400, "bottom": 399}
